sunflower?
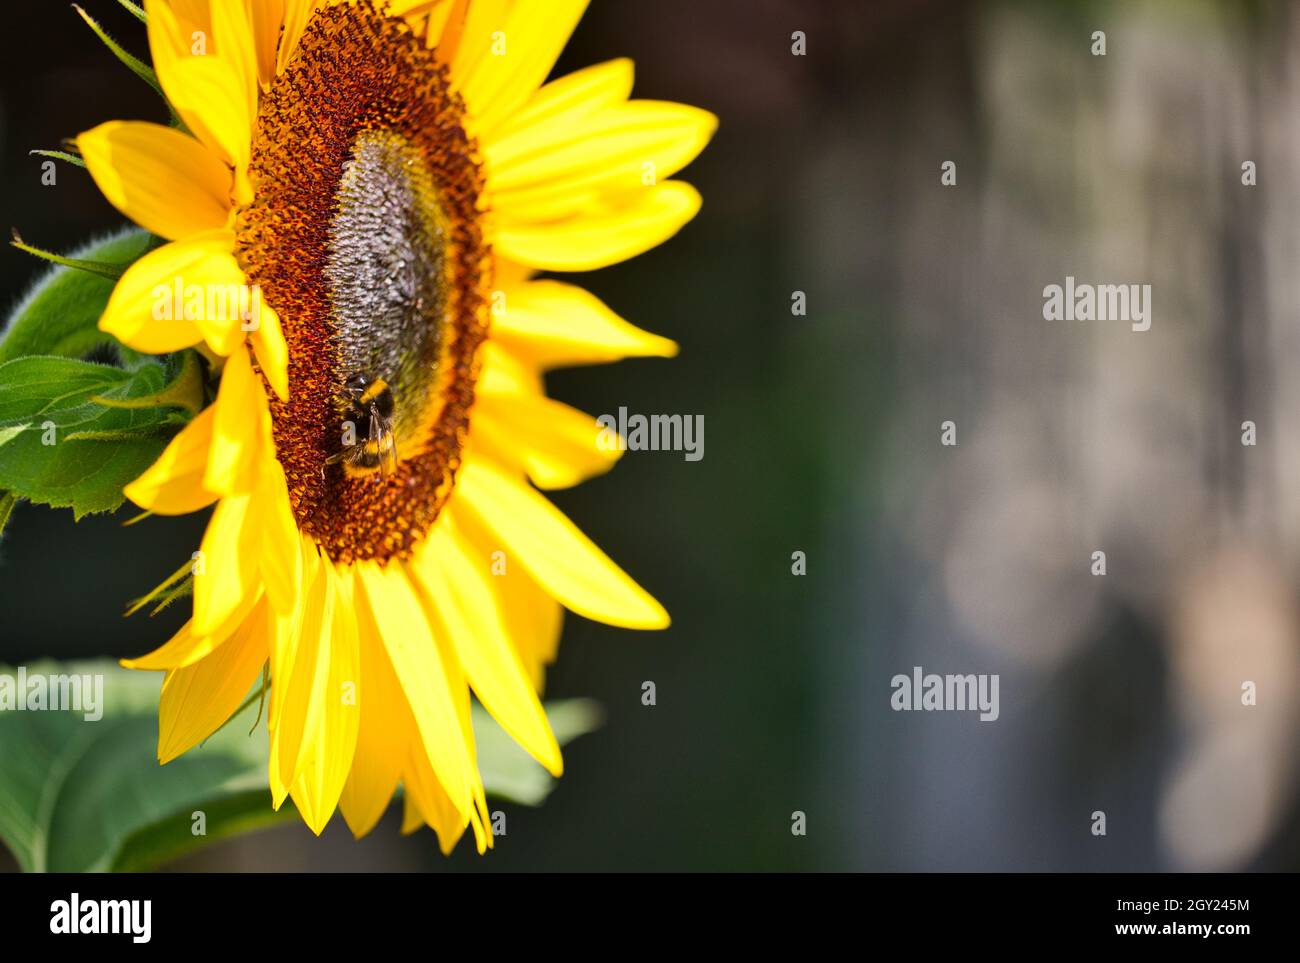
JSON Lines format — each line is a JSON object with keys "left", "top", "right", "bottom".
{"left": 76, "top": 0, "right": 713, "bottom": 851}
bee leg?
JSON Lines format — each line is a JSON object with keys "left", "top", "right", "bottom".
{"left": 370, "top": 404, "right": 398, "bottom": 479}
{"left": 382, "top": 425, "right": 398, "bottom": 477}
{"left": 368, "top": 406, "right": 386, "bottom": 481}
{"left": 379, "top": 436, "right": 395, "bottom": 478}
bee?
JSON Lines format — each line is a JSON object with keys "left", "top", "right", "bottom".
{"left": 328, "top": 371, "right": 398, "bottom": 478}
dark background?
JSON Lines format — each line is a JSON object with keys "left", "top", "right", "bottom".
{"left": 2, "top": 0, "right": 1298, "bottom": 871}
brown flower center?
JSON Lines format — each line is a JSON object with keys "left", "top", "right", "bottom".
{"left": 235, "top": 0, "right": 490, "bottom": 565}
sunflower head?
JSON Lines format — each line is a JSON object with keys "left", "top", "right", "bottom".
{"left": 72, "top": 0, "right": 715, "bottom": 850}
{"left": 239, "top": 2, "right": 490, "bottom": 564}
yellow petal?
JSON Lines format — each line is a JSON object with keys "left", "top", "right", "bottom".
{"left": 388, "top": 0, "right": 445, "bottom": 20}
{"left": 477, "top": 340, "right": 541, "bottom": 396}
{"left": 475, "top": 392, "right": 619, "bottom": 490}
{"left": 191, "top": 490, "right": 261, "bottom": 636}
{"left": 459, "top": 0, "right": 590, "bottom": 138}
{"left": 157, "top": 599, "right": 268, "bottom": 764}
{"left": 165, "top": 0, "right": 211, "bottom": 32}
{"left": 490, "top": 101, "right": 716, "bottom": 223}
{"left": 339, "top": 631, "right": 409, "bottom": 838}
{"left": 448, "top": 0, "right": 510, "bottom": 89}
{"left": 123, "top": 404, "right": 218, "bottom": 515}
{"left": 401, "top": 738, "right": 470, "bottom": 855}
{"left": 412, "top": 516, "right": 562, "bottom": 775}
{"left": 451, "top": 502, "right": 562, "bottom": 692}
{"left": 405, "top": 0, "right": 463, "bottom": 50}
{"left": 267, "top": 540, "right": 310, "bottom": 805}
{"left": 201, "top": 581, "right": 266, "bottom": 658}
{"left": 147, "top": 0, "right": 253, "bottom": 186}
{"left": 146, "top": 0, "right": 218, "bottom": 153}
{"left": 98, "top": 231, "right": 241, "bottom": 355}
{"left": 488, "top": 59, "right": 634, "bottom": 152}
{"left": 257, "top": 456, "right": 302, "bottom": 616}
{"left": 492, "top": 280, "right": 677, "bottom": 369}
{"left": 494, "top": 255, "right": 535, "bottom": 290}
{"left": 270, "top": 551, "right": 333, "bottom": 799}
{"left": 401, "top": 567, "right": 493, "bottom": 854}
{"left": 121, "top": 618, "right": 220, "bottom": 671}
{"left": 290, "top": 566, "right": 361, "bottom": 835}
{"left": 355, "top": 561, "right": 474, "bottom": 819}
{"left": 431, "top": 0, "right": 471, "bottom": 60}
{"left": 399, "top": 790, "right": 426, "bottom": 835}
{"left": 77, "top": 121, "right": 232, "bottom": 241}
{"left": 247, "top": 0, "right": 286, "bottom": 88}
{"left": 192, "top": 283, "right": 258, "bottom": 361}
{"left": 455, "top": 457, "right": 669, "bottom": 629}
{"left": 392, "top": 590, "right": 488, "bottom": 852}
{"left": 211, "top": 0, "right": 259, "bottom": 121}
{"left": 250, "top": 299, "right": 289, "bottom": 400}
{"left": 278, "top": 0, "right": 324, "bottom": 73}
{"left": 203, "top": 346, "right": 265, "bottom": 496}
{"left": 494, "top": 181, "right": 701, "bottom": 272}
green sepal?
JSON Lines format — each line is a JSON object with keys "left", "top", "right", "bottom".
{"left": 72, "top": 3, "right": 185, "bottom": 129}
{"left": 91, "top": 349, "right": 206, "bottom": 416}
{"left": 29, "top": 149, "right": 86, "bottom": 170}
{"left": 117, "top": 0, "right": 147, "bottom": 24}
{"left": 10, "top": 230, "right": 128, "bottom": 281}
{"left": 0, "top": 227, "right": 150, "bottom": 364}
{"left": 73, "top": 4, "right": 166, "bottom": 101}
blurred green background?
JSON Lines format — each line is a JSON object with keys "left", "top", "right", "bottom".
{"left": 2, "top": 0, "right": 1299, "bottom": 871}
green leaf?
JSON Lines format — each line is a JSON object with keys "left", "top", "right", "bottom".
{"left": 0, "top": 490, "right": 16, "bottom": 540}
{"left": 0, "top": 660, "right": 602, "bottom": 871}
{"left": 0, "top": 357, "right": 173, "bottom": 518}
{"left": 112, "top": 790, "right": 296, "bottom": 873}
{"left": 0, "top": 227, "right": 150, "bottom": 364}
{"left": 473, "top": 699, "right": 604, "bottom": 805}
{"left": 0, "top": 659, "right": 277, "bottom": 872}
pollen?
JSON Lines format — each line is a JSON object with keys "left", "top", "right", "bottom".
{"left": 235, "top": 0, "right": 490, "bottom": 565}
